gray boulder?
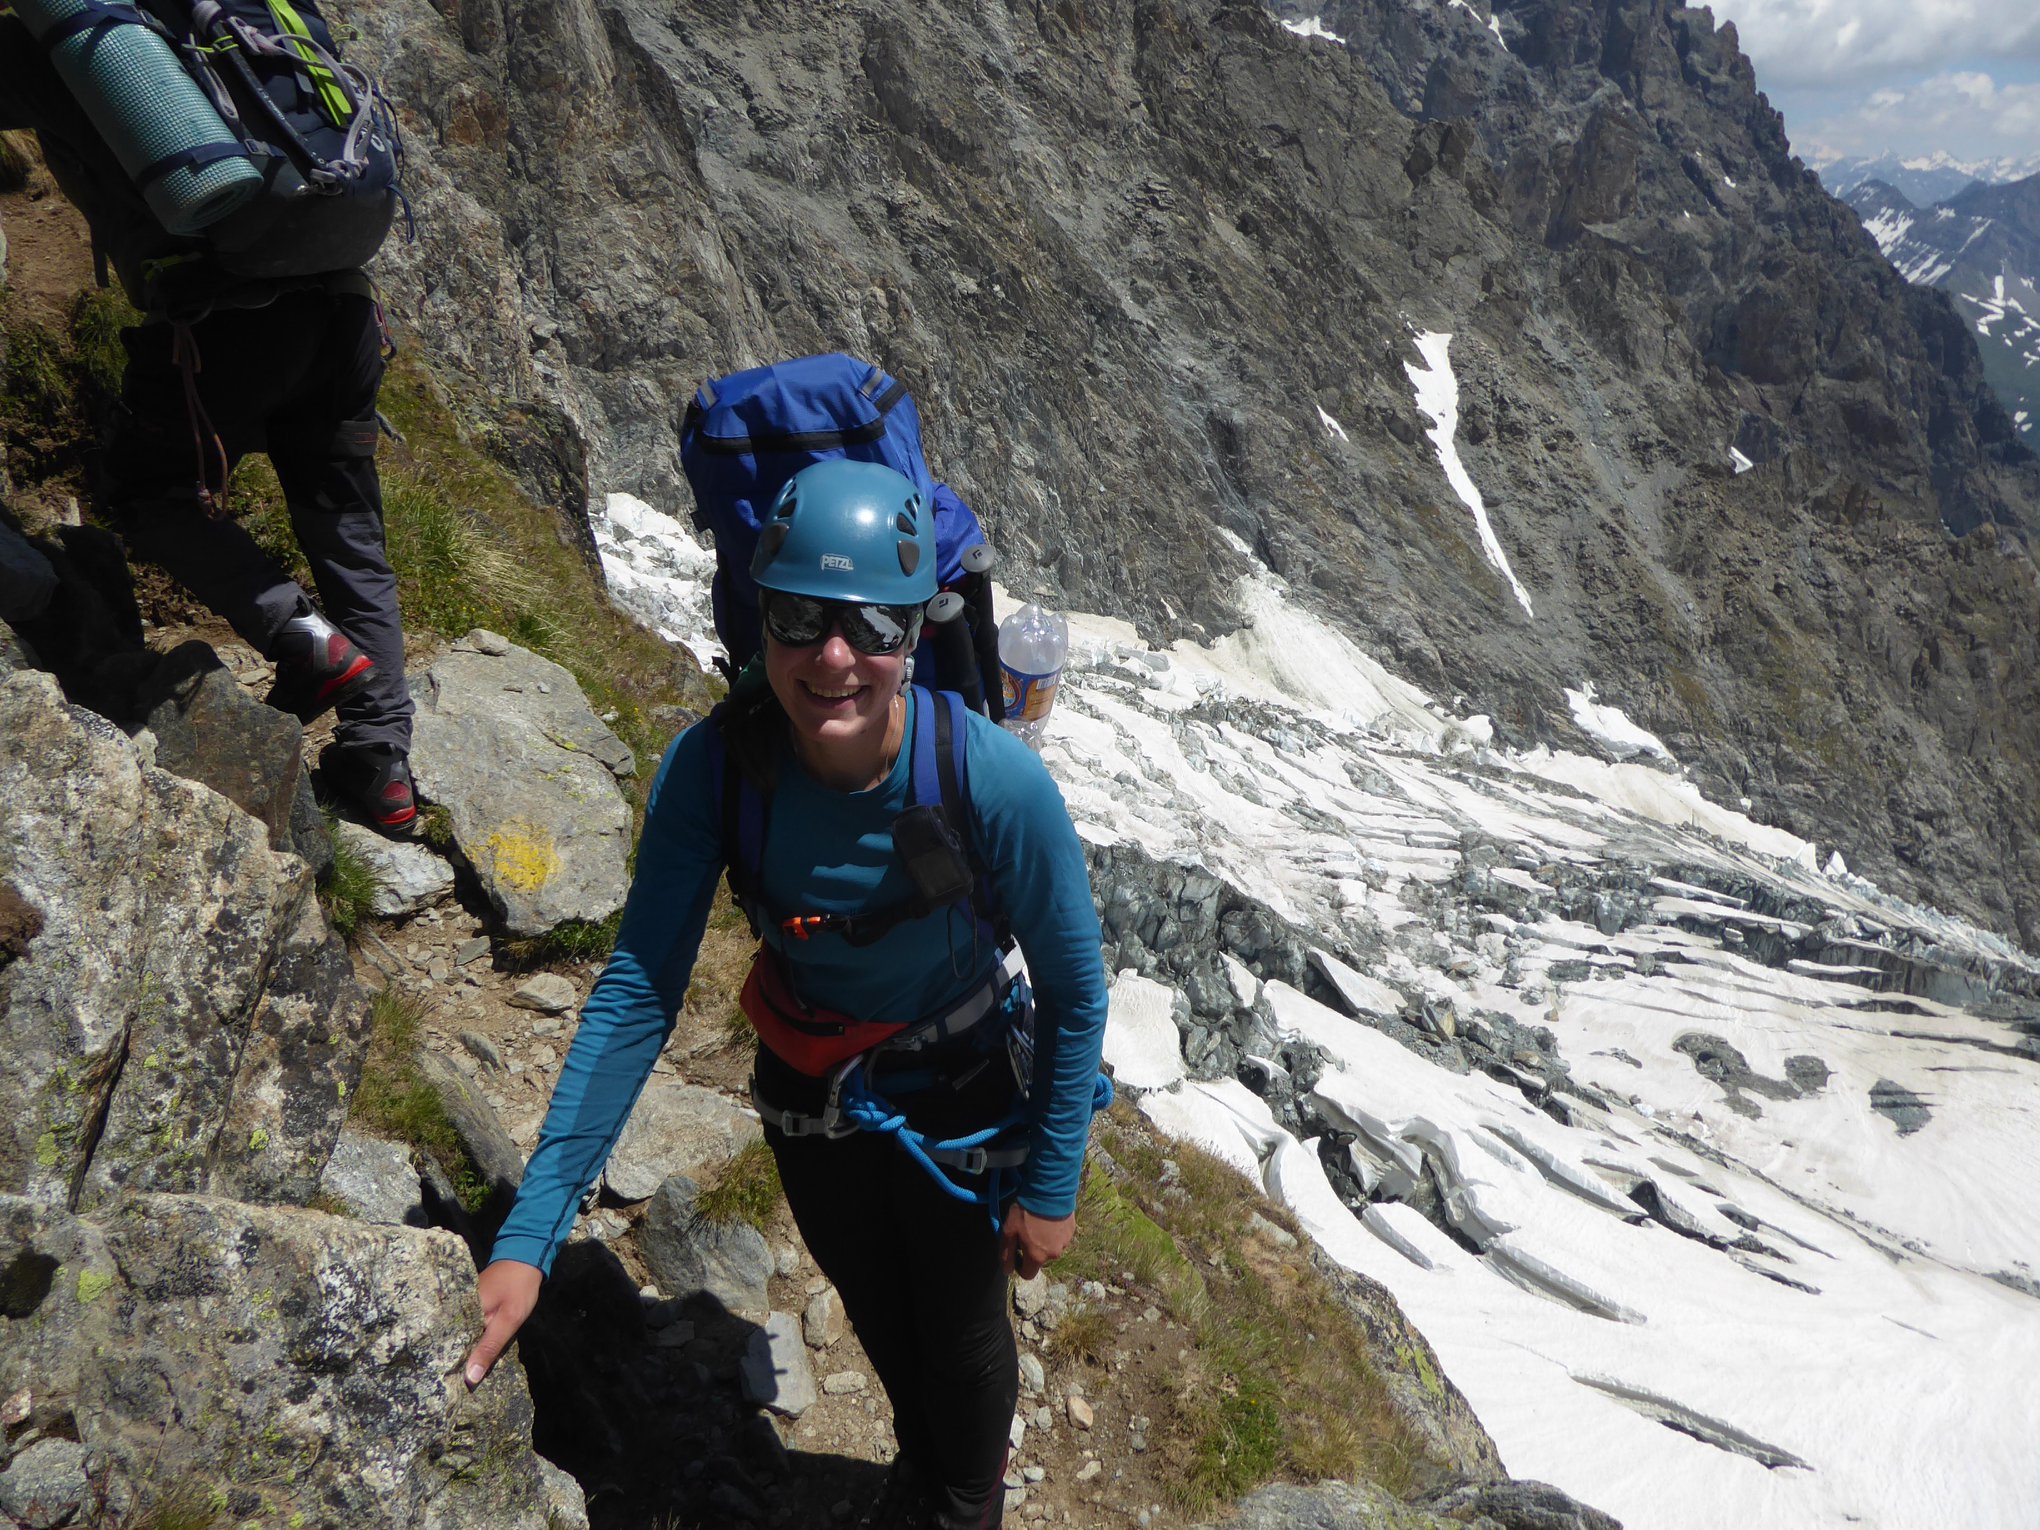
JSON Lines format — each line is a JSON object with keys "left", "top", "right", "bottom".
{"left": 413, "top": 1047, "right": 527, "bottom": 1194}
{"left": 536, "top": 1457, "right": 591, "bottom": 1530}
{"left": 332, "top": 817, "right": 457, "bottom": 916}
{"left": 319, "top": 1127, "right": 428, "bottom": 1226}
{"left": 1422, "top": 1479, "right": 1624, "bottom": 1529}
{"left": 0, "top": 1437, "right": 95, "bottom": 1529}
{"left": 0, "top": 617, "right": 40, "bottom": 676}
{"left": 508, "top": 972, "right": 578, "bottom": 1014}
{"left": 0, "top": 1192, "right": 560, "bottom": 1529}
{"left": 0, "top": 524, "right": 56, "bottom": 626}
{"left": 602, "top": 1079, "right": 761, "bottom": 1203}
{"left": 739, "top": 1312, "right": 817, "bottom": 1419}
{"left": 636, "top": 1174, "right": 773, "bottom": 1318}
{"left": 408, "top": 632, "right": 633, "bottom": 936}
{"left": 0, "top": 670, "right": 363, "bottom": 1209}
{"left": 132, "top": 640, "right": 305, "bottom": 854}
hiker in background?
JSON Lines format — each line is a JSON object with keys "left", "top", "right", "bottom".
{"left": 465, "top": 461, "right": 1111, "bottom": 1530}
{"left": 0, "top": 4, "right": 417, "bottom": 831}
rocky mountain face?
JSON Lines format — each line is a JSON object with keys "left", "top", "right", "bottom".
{"left": 341, "top": 0, "right": 2040, "bottom": 947}
{"left": 1816, "top": 150, "right": 2040, "bottom": 207}
{"left": 1847, "top": 173, "right": 2040, "bottom": 444}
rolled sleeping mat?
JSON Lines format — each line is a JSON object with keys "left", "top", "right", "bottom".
{"left": 12, "top": 0, "right": 261, "bottom": 235}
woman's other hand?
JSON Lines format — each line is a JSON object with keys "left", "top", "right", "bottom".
{"left": 464, "top": 1259, "right": 544, "bottom": 1387}
{"left": 1000, "top": 1205, "right": 1076, "bottom": 1280}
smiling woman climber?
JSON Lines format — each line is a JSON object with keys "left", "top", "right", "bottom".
{"left": 463, "top": 459, "right": 1111, "bottom": 1530}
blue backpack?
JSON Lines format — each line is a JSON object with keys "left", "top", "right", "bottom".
{"left": 679, "top": 354, "right": 995, "bottom": 697}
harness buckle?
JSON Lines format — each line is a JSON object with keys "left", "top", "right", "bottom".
{"left": 782, "top": 914, "right": 829, "bottom": 941}
{"left": 953, "top": 1146, "right": 990, "bottom": 1175}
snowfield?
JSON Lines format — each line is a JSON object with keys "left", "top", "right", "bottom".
{"left": 594, "top": 497, "right": 2040, "bottom": 1530}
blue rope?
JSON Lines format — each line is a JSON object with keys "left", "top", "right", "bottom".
{"left": 836, "top": 1065, "right": 1116, "bottom": 1226}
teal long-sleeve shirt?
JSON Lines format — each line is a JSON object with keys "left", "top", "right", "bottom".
{"left": 490, "top": 692, "right": 1110, "bottom": 1274}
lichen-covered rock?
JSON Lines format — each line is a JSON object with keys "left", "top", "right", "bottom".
{"left": 1199, "top": 1479, "right": 1439, "bottom": 1529}
{"left": 0, "top": 1193, "right": 567, "bottom": 1529}
{"left": 408, "top": 633, "right": 632, "bottom": 937}
{"left": 0, "top": 670, "right": 352, "bottom": 1209}
{"left": 0, "top": 1436, "right": 96, "bottom": 1529}
{"left": 205, "top": 896, "right": 371, "bottom": 1206}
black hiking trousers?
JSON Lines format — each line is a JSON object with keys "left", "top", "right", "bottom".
{"left": 765, "top": 1063, "right": 1019, "bottom": 1530}
{"left": 107, "top": 287, "right": 413, "bottom": 753}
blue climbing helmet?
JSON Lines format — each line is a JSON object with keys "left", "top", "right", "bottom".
{"left": 749, "top": 460, "right": 938, "bottom": 607}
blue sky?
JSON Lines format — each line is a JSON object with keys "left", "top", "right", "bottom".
{"left": 1710, "top": 0, "right": 2040, "bottom": 165}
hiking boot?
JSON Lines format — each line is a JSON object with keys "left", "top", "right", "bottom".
{"left": 267, "top": 611, "right": 375, "bottom": 723}
{"left": 319, "top": 742, "right": 418, "bottom": 834}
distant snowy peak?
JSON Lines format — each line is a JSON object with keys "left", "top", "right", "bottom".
{"left": 1817, "top": 150, "right": 2040, "bottom": 206}
{"left": 1846, "top": 174, "right": 2040, "bottom": 439}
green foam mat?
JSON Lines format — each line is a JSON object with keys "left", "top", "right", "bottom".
{"left": 16, "top": 0, "right": 261, "bottom": 234}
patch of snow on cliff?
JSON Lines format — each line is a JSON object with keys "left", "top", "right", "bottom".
{"left": 1565, "top": 682, "right": 1675, "bottom": 764}
{"left": 1729, "top": 445, "right": 1755, "bottom": 474}
{"left": 1860, "top": 207, "right": 1913, "bottom": 257}
{"left": 591, "top": 493, "right": 722, "bottom": 670}
{"left": 1316, "top": 405, "right": 1349, "bottom": 441}
{"left": 1280, "top": 14, "right": 1345, "bottom": 43}
{"left": 1443, "top": 0, "right": 1506, "bottom": 45}
{"left": 1404, "top": 330, "right": 1535, "bottom": 617}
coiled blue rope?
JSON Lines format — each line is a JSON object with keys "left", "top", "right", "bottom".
{"left": 836, "top": 1066, "right": 1116, "bottom": 1226}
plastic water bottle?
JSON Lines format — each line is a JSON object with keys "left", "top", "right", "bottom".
{"left": 998, "top": 602, "right": 1069, "bottom": 749}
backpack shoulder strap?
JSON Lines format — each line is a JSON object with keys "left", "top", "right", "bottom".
{"left": 710, "top": 700, "right": 771, "bottom": 934}
{"left": 909, "top": 685, "right": 1010, "bottom": 945}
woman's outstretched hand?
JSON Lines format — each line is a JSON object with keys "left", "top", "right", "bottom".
{"left": 1000, "top": 1205, "right": 1076, "bottom": 1280}
{"left": 464, "top": 1259, "right": 544, "bottom": 1388}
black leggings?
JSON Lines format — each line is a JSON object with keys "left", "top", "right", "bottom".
{"left": 768, "top": 1119, "right": 1016, "bottom": 1528}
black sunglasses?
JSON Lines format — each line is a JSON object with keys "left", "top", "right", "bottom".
{"left": 762, "top": 591, "right": 923, "bottom": 656}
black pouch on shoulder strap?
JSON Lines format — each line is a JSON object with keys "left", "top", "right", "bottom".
{"left": 892, "top": 803, "right": 974, "bottom": 909}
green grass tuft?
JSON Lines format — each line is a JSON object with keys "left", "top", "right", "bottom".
{"left": 351, "top": 988, "right": 487, "bottom": 1211}
{"left": 68, "top": 287, "right": 138, "bottom": 402}
{"left": 1044, "top": 1304, "right": 1113, "bottom": 1368}
{"left": 2, "top": 317, "right": 72, "bottom": 426}
{"left": 117, "top": 1480, "right": 228, "bottom": 1530}
{"left": 499, "top": 909, "right": 621, "bottom": 970}
{"left": 319, "top": 810, "right": 382, "bottom": 937}
{"left": 417, "top": 802, "right": 457, "bottom": 853}
{"left": 693, "top": 1138, "right": 782, "bottom": 1231}
{"left": 0, "top": 130, "right": 38, "bottom": 193}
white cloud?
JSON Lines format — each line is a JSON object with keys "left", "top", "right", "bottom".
{"left": 1720, "top": 0, "right": 2040, "bottom": 89}
{"left": 1945, "top": 70, "right": 1998, "bottom": 104}
{"left": 1791, "top": 69, "right": 2040, "bottom": 163}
